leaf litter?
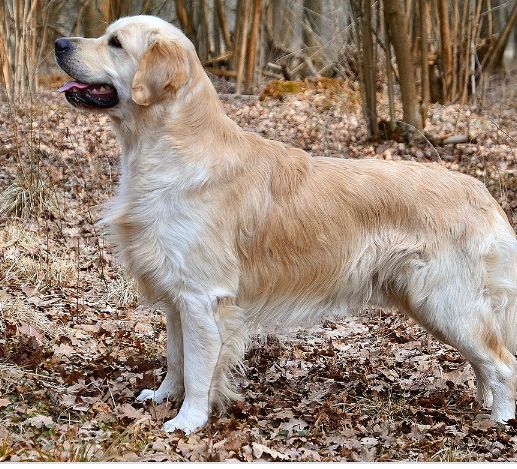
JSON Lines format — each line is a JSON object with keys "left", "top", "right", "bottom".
{"left": 0, "top": 75, "right": 516, "bottom": 461}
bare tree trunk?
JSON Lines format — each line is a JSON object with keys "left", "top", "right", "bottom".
{"left": 483, "top": 1, "right": 517, "bottom": 72}
{"left": 245, "top": 0, "right": 262, "bottom": 94}
{"left": 303, "top": 0, "right": 323, "bottom": 69}
{"left": 470, "top": 0, "right": 483, "bottom": 104}
{"left": 196, "top": 0, "right": 211, "bottom": 62}
{"left": 213, "top": 0, "right": 221, "bottom": 57}
{"left": 215, "top": 0, "right": 232, "bottom": 50}
{"left": 437, "top": 0, "right": 452, "bottom": 102}
{"left": 487, "top": 0, "right": 493, "bottom": 38}
{"left": 460, "top": 0, "right": 472, "bottom": 104}
{"left": 383, "top": 1, "right": 396, "bottom": 133}
{"left": 419, "top": 0, "right": 429, "bottom": 123}
{"left": 384, "top": 0, "right": 422, "bottom": 130}
{"left": 450, "top": 0, "right": 459, "bottom": 102}
{"left": 234, "top": 0, "right": 251, "bottom": 94}
{"left": 0, "top": 0, "right": 50, "bottom": 103}
{"left": 360, "top": 0, "right": 378, "bottom": 139}
{"left": 175, "top": 0, "right": 193, "bottom": 37}
{"left": 108, "top": 0, "right": 131, "bottom": 22}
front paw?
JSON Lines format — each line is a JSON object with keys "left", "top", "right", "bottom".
{"left": 136, "top": 388, "right": 170, "bottom": 404}
{"left": 163, "top": 408, "right": 208, "bottom": 434}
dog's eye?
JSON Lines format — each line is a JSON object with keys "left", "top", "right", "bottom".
{"left": 108, "top": 36, "right": 122, "bottom": 48}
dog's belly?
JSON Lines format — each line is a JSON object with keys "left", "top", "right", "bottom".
{"left": 236, "top": 231, "right": 419, "bottom": 330}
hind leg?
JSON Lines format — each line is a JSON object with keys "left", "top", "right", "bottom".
{"left": 472, "top": 365, "right": 493, "bottom": 408}
{"left": 418, "top": 314, "right": 515, "bottom": 421}
{"left": 480, "top": 359, "right": 516, "bottom": 422}
{"left": 468, "top": 330, "right": 517, "bottom": 422}
{"left": 400, "top": 287, "right": 516, "bottom": 422}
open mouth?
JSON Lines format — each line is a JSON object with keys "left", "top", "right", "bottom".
{"left": 57, "top": 80, "right": 119, "bottom": 109}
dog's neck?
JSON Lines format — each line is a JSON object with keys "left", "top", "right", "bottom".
{"left": 110, "top": 71, "right": 245, "bottom": 192}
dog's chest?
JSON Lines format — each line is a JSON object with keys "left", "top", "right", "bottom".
{"left": 108, "top": 191, "right": 210, "bottom": 299}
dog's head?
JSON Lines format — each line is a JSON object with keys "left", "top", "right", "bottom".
{"left": 55, "top": 15, "right": 195, "bottom": 114}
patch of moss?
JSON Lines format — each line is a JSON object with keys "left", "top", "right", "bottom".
{"left": 260, "top": 81, "right": 306, "bottom": 100}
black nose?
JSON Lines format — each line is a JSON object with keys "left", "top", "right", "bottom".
{"left": 55, "top": 38, "right": 72, "bottom": 53}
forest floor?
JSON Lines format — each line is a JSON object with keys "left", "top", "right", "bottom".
{"left": 0, "top": 74, "right": 516, "bottom": 461}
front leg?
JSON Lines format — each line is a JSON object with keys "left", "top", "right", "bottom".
{"left": 162, "top": 296, "right": 220, "bottom": 433}
{"left": 137, "top": 305, "right": 184, "bottom": 404}
{"left": 163, "top": 295, "right": 247, "bottom": 434}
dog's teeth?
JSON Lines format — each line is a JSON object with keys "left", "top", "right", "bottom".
{"left": 99, "top": 86, "right": 106, "bottom": 92}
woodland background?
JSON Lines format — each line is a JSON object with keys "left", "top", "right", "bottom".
{"left": 0, "top": 0, "right": 517, "bottom": 462}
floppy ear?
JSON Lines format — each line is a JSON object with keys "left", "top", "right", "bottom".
{"left": 131, "top": 38, "right": 188, "bottom": 106}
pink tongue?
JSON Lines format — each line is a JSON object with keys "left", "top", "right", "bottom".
{"left": 57, "top": 81, "right": 91, "bottom": 92}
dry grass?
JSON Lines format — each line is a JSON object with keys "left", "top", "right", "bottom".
{"left": 0, "top": 290, "right": 68, "bottom": 340}
{"left": 0, "top": 176, "right": 52, "bottom": 219}
{"left": 0, "top": 224, "right": 76, "bottom": 291}
{"left": 102, "top": 275, "right": 139, "bottom": 308}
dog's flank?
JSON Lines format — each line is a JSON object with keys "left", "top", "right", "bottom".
{"left": 56, "top": 15, "right": 517, "bottom": 434}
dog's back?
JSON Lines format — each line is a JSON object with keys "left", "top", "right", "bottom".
{"left": 231, "top": 143, "right": 510, "bottom": 320}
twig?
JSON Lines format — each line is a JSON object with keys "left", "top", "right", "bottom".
{"left": 205, "top": 66, "right": 237, "bottom": 78}
{"left": 203, "top": 50, "right": 232, "bottom": 66}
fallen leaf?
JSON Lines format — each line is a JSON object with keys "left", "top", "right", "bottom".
{"left": 278, "top": 417, "right": 308, "bottom": 436}
{"left": 360, "top": 437, "right": 379, "bottom": 447}
{"left": 25, "top": 415, "right": 54, "bottom": 429}
{"left": 117, "top": 404, "right": 145, "bottom": 420}
{"left": 0, "top": 398, "right": 11, "bottom": 408}
{"left": 52, "top": 343, "right": 75, "bottom": 356}
{"left": 177, "top": 435, "right": 209, "bottom": 461}
{"left": 252, "top": 442, "right": 287, "bottom": 460}
{"left": 18, "top": 322, "right": 45, "bottom": 343}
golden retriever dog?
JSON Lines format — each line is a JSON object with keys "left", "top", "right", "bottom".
{"left": 55, "top": 15, "right": 517, "bottom": 433}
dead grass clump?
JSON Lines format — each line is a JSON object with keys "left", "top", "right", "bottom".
{"left": 0, "top": 171, "right": 55, "bottom": 219}
{"left": 1, "top": 224, "right": 41, "bottom": 284}
{"left": 0, "top": 224, "right": 39, "bottom": 252}
{"left": 0, "top": 224, "right": 76, "bottom": 290}
{"left": 103, "top": 275, "right": 139, "bottom": 308}
{"left": 4, "top": 255, "right": 41, "bottom": 285}
{"left": 0, "top": 290, "right": 68, "bottom": 340}
{"left": 4, "top": 255, "right": 76, "bottom": 291}
{"left": 48, "top": 259, "right": 76, "bottom": 289}
{"left": 430, "top": 444, "right": 478, "bottom": 462}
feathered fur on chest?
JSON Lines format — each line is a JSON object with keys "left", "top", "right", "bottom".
{"left": 104, "top": 180, "right": 240, "bottom": 303}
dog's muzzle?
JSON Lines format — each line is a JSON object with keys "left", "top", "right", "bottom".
{"left": 55, "top": 38, "right": 119, "bottom": 109}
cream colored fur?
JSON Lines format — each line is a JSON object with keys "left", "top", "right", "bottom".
{"left": 57, "top": 15, "right": 517, "bottom": 433}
